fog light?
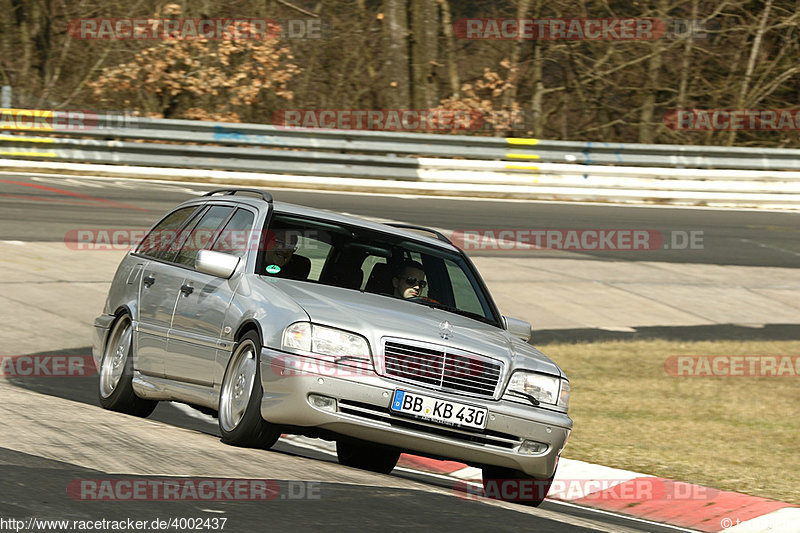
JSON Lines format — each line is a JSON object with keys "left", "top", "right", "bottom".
{"left": 308, "top": 394, "right": 337, "bottom": 413}
{"left": 519, "top": 440, "right": 548, "bottom": 455}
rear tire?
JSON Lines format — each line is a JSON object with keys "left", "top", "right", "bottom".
{"left": 481, "top": 466, "right": 555, "bottom": 506}
{"left": 218, "top": 331, "right": 281, "bottom": 448}
{"left": 98, "top": 314, "right": 158, "bottom": 417}
{"left": 336, "top": 438, "right": 401, "bottom": 474}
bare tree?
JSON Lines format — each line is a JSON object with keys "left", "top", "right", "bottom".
{"left": 410, "top": 0, "right": 439, "bottom": 108}
{"left": 438, "top": 0, "right": 460, "bottom": 98}
{"left": 381, "top": 0, "right": 411, "bottom": 109}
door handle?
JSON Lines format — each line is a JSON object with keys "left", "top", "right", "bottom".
{"left": 180, "top": 284, "right": 194, "bottom": 296}
{"left": 143, "top": 275, "right": 155, "bottom": 287}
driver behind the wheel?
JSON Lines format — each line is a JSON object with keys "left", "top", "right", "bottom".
{"left": 392, "top": 260, "right": 427, "bottom": 299}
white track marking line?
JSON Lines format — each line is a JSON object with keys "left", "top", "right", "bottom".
{"left": 0, "top": 170, "right": 787, "bottom": 213}
{"left": 739, "top": 238, "right": 800, "bottom": 257}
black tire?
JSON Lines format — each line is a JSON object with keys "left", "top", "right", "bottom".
{"left": 97, "top": 314, "right": 158, "bottom": 417}
{"left": 336, "top": 438, "right": 401, "bottom": 474}
{"left": 218, "top": 331, "right": 281, "bottom": 448}
{"left": 481, "top": 466, "right": 555, "bottom": 506}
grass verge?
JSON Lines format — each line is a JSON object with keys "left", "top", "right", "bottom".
{"left": 541, "top": 339, "right": 800, "bottom": 504}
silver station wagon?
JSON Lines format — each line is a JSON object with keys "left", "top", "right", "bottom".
{"left": 93, "top": 189, "right": 572, "bottom": 504}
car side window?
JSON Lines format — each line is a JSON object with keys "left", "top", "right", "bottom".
{"left": 173, "top": 205, "right": 234, "bottom": 267}
{"left": 211, "top": 208, "right": 256, "bottom": 258}
{"left": 136, "top": 206, "right": 198, "bottom": 259}
{"left": 445, "top": 260, "right": 485, "bottom": 316}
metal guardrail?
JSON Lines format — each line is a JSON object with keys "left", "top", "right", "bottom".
{"left": 1, "top": 112, "right": 799, "bottom": 208}
{"left": 3, "top": 113, "right": 800, "bottom": 171}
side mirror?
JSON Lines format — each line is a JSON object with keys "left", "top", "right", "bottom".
{"left": 503, "top": 316, "right": 531, "bottom": 342}
{"left": 195, "top": 250, "right": 240, "bottom": 279}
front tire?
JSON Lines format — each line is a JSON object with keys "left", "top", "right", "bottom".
{"left": 336, "top": 438, "right": 401, "bottom": 474}
{"left": 481, "top": 466, "right": 555, "bottom": 506}
{"left": 218, "top": 331, "right": 281, "bottom": 448}
{"left": 98, "top": 314, "right": 157, "bottom": 417}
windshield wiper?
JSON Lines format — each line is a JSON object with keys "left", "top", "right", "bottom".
{"left": 507, "top": 390, "right": 540, "bottom": 406}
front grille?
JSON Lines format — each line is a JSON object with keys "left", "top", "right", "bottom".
{"left": 382, "top": 339, "right": 502, "bottom": 399}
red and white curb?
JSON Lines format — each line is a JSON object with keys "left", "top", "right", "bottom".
{"left": 391, "top": 452, "right": 799, "bottom": 533}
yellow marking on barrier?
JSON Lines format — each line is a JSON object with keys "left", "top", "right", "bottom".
{"left": 506, "top": 153, "right": 540, "bottom": 160}
{"left": 505, "top": 164, "right": 540, "bottom": 171}
{"left": 507, "top": 138, "right": 539, "bottom": 145}
{"left": 1, "top": 108, "right": 56, "bottom": 131}
{"left": 0, "top": 151, "right": 58, "bottom": 157}
{"left": 0, "top": 135, "right": 56, "bottom": 143}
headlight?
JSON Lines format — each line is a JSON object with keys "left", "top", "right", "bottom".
{"left": 282, "top": 322, "right": 370, "bottom": 358}
{"left": 504, "top": 371, "right": 570, "bottom": 410}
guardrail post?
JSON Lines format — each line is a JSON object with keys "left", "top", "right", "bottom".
{"left": 1, "top": 86, "right": 11, "bottom": 108}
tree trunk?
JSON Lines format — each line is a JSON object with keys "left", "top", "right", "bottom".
{"left": 677, "top": 0, "right": 699, "bottom": 111}
{"left": 11, "top": 0, "right": 33, "bottom": 93}
{"left": 410, "top": 0, "right": 438, "bottom": 109}
{"left": 727, "top": 0, "right": 773, "bottom": 146}
{"left": 438, "top": 0, "right": 459, "bottom": 98}
{"left": 529, "top": 0, "right": 545, "bottom": 137}
{"left": 638, "top": 0, "right": 668, "bottom": 144}
{"left": 381, "top": 0, "right": 411, "bottom": 108}
{"left": 503, "top": 0, "right": 532, "bottom": 111}
{"left": 357, "top": 0, "right": 378, "bottom": 104}
{"left": 530, "top": 41, "right": 544, "bottom": 137}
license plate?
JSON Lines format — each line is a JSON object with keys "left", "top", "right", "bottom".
{"left": 390, "top": 390, "right": 488, "bottom": 430}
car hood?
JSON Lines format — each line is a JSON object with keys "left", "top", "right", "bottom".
{"left": 268, "top": 279, "right": 563, "bottom": 377}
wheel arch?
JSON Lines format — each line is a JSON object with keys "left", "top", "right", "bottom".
{"left": 112, "top": 304, "right": 134, "bottom": 320}
{"left": 234, "top": 320, "right": 263, "bottom": 345}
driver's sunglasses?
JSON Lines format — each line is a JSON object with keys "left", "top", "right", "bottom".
{"left": 405, "top": 277, "right": 427, "bottom": 289}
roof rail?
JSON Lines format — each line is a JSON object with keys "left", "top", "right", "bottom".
{"left": 386, "top": 223, "right": 451, "bottom": 244}
{"left": 203, "top": 189, "right": 273, "bottom": 203}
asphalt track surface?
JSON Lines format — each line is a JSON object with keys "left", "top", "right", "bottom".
{"left": 1, "top": 171, "right": 797, "bottom": 532}
{"left": 1, "top": 171, "right": 799, "bottom": 268}
{"left": 4, "top": 348, "right": 689, "bottom": 533}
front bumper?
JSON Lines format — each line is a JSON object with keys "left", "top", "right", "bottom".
{"left": 260, "top": 348, "right": 572, "bottom": 479}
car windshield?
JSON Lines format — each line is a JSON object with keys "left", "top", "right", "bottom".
{"left": 257, "top": 213, "right": 501, "bottom": 326}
